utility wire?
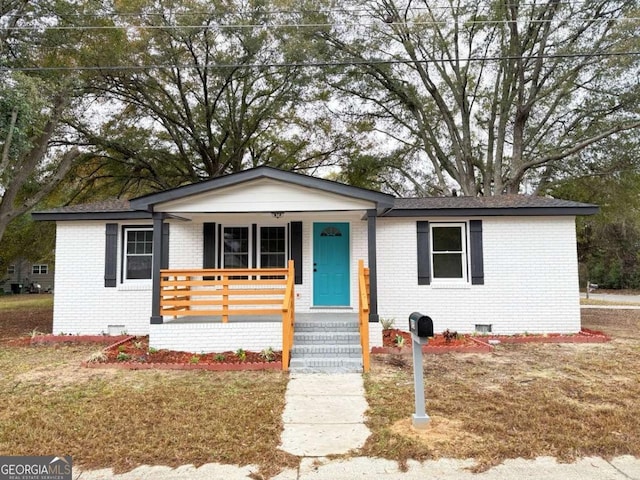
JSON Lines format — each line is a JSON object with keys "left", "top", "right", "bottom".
{"left": 3, "top": 50, "right": 640, "bottom": 72}
{"left": 4, "top": 16, "right": 639, "bottom": 31}
{"left": 0, "top": 1, "right": 609, "bottom": 18}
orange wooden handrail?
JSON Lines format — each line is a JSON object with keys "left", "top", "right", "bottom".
{"left": 358, "top": 259, "right": 370, "bottom": 373}
{"left": 281, "top": 260, "right": 295, "bottom": 372}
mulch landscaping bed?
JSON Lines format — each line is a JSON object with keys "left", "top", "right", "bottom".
{"left": 83, "top": 336, "right": 283, "bottom": 371}
{"left": 372, "top": 327, "right": 610, "bottom": 355}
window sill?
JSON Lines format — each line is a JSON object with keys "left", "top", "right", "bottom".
{"left": 430, "top": 281, "right": 470, "bottom": 289}
{"left": 117, "top": 281, "right": 152, "bottom": 292}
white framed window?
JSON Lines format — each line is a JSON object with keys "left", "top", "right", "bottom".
{"left": 220, "top": 225, "right": 289, "bottom": 274}
{"left": 259, "top": 226, "right": 286, "bottom": 268}
{"left": 430, "top": 223, "right": 468, "bottom": 282}
{"left": 32, "top": 264, "right": 48, "bottom": 275}
{"left": 222, "top": 226, "right": 250, "bottom": 268}
{"left": 7, "top": 265, "right": 15, "bottom": 275}
{"left": 124, "top": 227, "right": 153, "bottom": 280}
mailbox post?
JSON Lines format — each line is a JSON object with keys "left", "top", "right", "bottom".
{"left": 408, "top": 312, "right": 433, "bottom": 429}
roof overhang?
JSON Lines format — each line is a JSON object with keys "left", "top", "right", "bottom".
{"left": 31, "top": 211, "right": 153, "bottom": 221}
{"left": 383, "top": 206, "right": 599, "bottom": 217}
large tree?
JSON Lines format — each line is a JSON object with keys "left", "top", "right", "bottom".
{"left": 71, "top": 0, "right": 364, "bottom": 194}
{"left": 296, "top": 0, "right": 640, "bottom": 195}
{"left": 0, "top": 0, "right": 126, "bottom": 243}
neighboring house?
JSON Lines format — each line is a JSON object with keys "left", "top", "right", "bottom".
{"left": 1, "top": 258, "right": 54, "bottom": 294}
{"left": 33, "top": 167, "right": 597, "bottom": 363}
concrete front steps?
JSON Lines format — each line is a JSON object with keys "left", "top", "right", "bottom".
{"left": 289, "top": 318, "right": 363, "bottom": 373}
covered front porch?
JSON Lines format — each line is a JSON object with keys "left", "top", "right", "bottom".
{"left": 148, "top": 260, "right": 372, "bottom": 371}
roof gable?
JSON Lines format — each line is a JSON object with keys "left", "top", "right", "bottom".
{"left": 129, "top": 166, "right": 395, "bottom": 212}
{"left": 154, "top": 177, "right": 379, "bottom": 213}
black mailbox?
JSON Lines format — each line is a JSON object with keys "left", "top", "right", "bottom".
{"left": 409, "top": 312, "right": 433, "bottom": 338}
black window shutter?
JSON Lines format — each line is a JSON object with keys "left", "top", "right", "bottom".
{"left": 161, "top": 223, "right": 170, "bottom": 269}
{"left": 105, "top": 223, "right": 118, "bottom": 287}
{"left": 203, "top": 223, "right": 216, "bottom": 268}
{"left": 469, "top": 220, "right": 484, "bottom": 285}
{"left": 290, "top": 221, "right": 303, "bottom": 285}
{"left": 417, "top": 221, "right": 430, "bottom": 285}
{"left": 252, "top": 224, "right": 257, "bottom": 268}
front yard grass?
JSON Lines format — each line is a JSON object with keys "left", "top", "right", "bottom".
{"left": 3, "top": 294, "right": 640, "bottom": 476}
{"left": 362, "top": 308, "right": 640, "bottom": 471}
{"left": 0, "top": 298, "right": 297, "bottom": 478}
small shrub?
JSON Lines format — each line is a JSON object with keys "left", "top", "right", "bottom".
{"left": 133, "top": 340, "right": 143, "bottom": 349}
{"left": 214, "top": 353, "right": 226, "bottom": 362}
{"left": 189, "top": 355, "right": 200, "bottom": 364}
{"left": 116, "top": 352, "right": 131, "bottom": 362}
{"left": 87, "top": 351, "right": 107, "bottom": 363}
{"left": 442, "top": 329, "right": 459, "bottom": 343}
{"left": 235, "top": 348, "right": 247, "bottom": 361}
{"left": 29, "top": 328, "right": 43, "bottom": 339}
{"left": 259, "top": 347, "right": 275, "bottom": 362}
{"left": 380, "top": 317, "right": 395, "bottom": 330}
{"left": 394, "top": 334, "right": 405, "bottom": 348}
{"left": 148, "top": 347, "right": 158, "bottom": 354}
{"left": 118, "top": 345, "right": 127, "bottom": 353}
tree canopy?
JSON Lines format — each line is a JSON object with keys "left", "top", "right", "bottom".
{"left": 295, "top": 0, "right": 640, "bottom": 195}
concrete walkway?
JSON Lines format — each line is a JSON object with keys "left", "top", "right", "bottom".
{"left": 278, "top": 373, "right": 371, "bottom": 457}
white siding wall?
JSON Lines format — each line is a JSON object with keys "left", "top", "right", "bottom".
{"left": 53, "top": 221, "right": 152, "bottom": 335}
{"left": 376, "top": 216, "right": 581, "bottom": 334}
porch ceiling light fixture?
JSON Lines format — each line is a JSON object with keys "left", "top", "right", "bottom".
{"left": 271, "top": 211, "right": 284, "bottom": 218}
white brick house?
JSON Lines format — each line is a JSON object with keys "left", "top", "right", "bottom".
{"left": 34, "top": 167, "right": 597, "bottom": 359}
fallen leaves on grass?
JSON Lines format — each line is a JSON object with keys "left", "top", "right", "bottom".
{"left": 363, "top": 309, "right": 640, "bottom": 471}
{"left": 0, "top": 346, "right": 297, "bottom": 478}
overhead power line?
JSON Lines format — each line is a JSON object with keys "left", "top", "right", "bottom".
{"left": 3, "top": 50, "right": 640, "bottom": 72}
{"left": 4, "top": 16, "right": 639, "bottom": 31}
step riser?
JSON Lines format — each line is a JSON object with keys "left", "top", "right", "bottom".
{"left": 295, "top": 326, "right": 359, "bottom": 332}
{"left": 292, "top": 346, "right": 362, "bottom": 355}
{"left": 295, "top": 322, "right": 359, "bottom": 332}
{"left": 289, "top": 359, "right": 363, "bottom": 368}
{"left": 295, "top": 333, "right": 361, "bottom": 343}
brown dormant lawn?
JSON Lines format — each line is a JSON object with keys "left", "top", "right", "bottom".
{"left": 2, "top": 294, "right": 639, "bottom": 476}
{"left": 0, "top": 296, "right": 297, "bottom": 478}
{"left": 362, "top": 308, "right": 640, "bottom": 471}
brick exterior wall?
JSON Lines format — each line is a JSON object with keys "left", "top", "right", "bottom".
{"left": 51, "top": 214, "right": 581, "bottom": 345}
{"left": 149, "top": 322, "right": 282, "bottom": 352}
{"left": 53, "top": 221, "right": 153, "bottom": 335}
{"left": 376, "top": 216, "right": 581, "bottom": 335}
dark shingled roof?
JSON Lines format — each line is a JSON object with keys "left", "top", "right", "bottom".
{"left": 42, "top": 198, "right": 134, "bottom": 213}
{"left": 385, "top": 194, "right": 598, "bottom": 217}
{"left": 32, "top": 198, "right": 152, "bottom": 221}
{"left": 394, "top": 195, "right": 593, "bottom": 209}
{"left": 33, "top": 191, "right": 598, "bottom": 220}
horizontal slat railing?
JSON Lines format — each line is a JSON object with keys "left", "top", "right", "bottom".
{"left": 160, "top": 266, "right": 290, "bottom": 322}
{"left": 160, "top": 261, "right": 296, "bottom": 371}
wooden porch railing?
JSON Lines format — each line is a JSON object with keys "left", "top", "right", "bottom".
{"left": 281, "top": 260, "right": 295, "bottom": 372}
{"left": 159, "top": 260, "right": 295, "bottom": 371}
{"left": 358, "top": 259, "right": 370, "bottom": 373}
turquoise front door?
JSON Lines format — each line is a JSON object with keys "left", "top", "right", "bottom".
{"left": 313, "top": 222, "right": 350, "bottom": 306}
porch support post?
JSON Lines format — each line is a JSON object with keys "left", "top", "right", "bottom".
{"left": 367, "top": 209, "right": 379, "bottom": 322}
{"left": 150, "top": 213, "right": 164, "bottom": 325}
